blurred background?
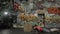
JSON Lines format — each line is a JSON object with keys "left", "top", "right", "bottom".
{"left": 0, "top": 0, "right": 60, "bottom": 34}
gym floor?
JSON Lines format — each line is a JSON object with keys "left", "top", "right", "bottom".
{"left": 0, "top": 29, "right": 60, "bottom": 34}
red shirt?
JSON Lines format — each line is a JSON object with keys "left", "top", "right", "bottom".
{"left": 35, "top": 26, "right": 43, "bottom": 32}
{"left": 14, "top": 3, "right": 19, "bottom": 11}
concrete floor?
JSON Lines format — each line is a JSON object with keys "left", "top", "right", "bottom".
{"left": 0, "top": 29, "right": 59, "bottom": 34}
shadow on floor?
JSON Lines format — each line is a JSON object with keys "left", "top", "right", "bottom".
{"left": 0, "top": 29, "right": 60, "bottom": 34}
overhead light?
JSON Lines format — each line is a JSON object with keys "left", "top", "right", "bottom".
{"left": 4, "top": 12, "right": 8, "bottom": 15}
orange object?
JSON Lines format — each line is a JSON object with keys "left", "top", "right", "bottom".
{"left": 48, "top": 7, "right": 60, "bottom": 14}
